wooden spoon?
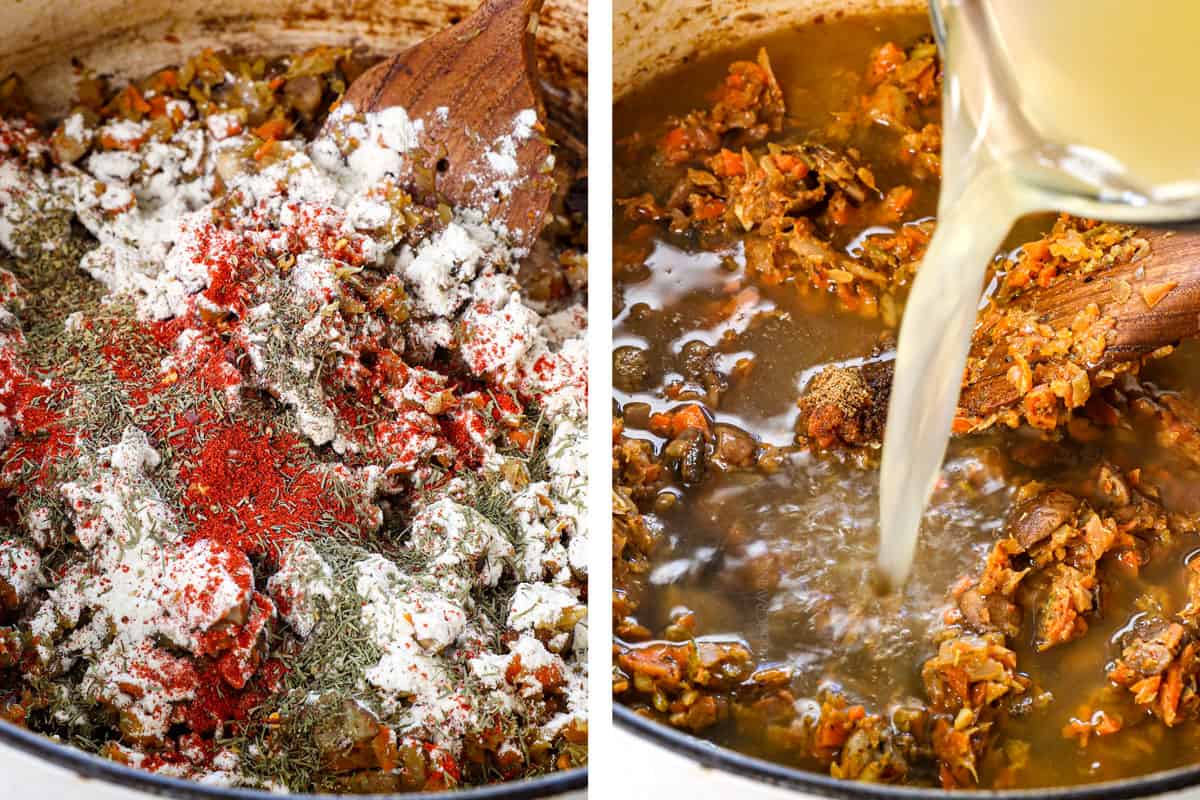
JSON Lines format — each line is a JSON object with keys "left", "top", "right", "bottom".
{"left": 333, "top": 0, "right": 554, "bottom": 250}
{"left": 961, "top": 226, "right": 1200, "bottom": 418}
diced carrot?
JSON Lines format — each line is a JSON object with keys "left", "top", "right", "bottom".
{"left": 253, "top": 137, "right": 278, "bottom": 161}
{"left": 716, "top": 63, "right": 765, "bottom": 110}
{"left": 941, "top": 665, "right": 971, "bottom": 702}
{"left": 951, "top": 416, "right": 977, "bottom": 435}
{"left": 884, "top": 185, "right": 915, "bottom": 219}
{"left": 1036, "top": 264, "right": 1058, "bottom": 288}
{"left": 148, "top": 95, "right": 169, "bottom": 119}
{"left": 714, "top": 148, "right": 745, "bottom": 177}
{"left": 1129, "top": 675, "right": 1161, "bottom": 706}
{"left": 269, "top": 76, "right": 287, "bottom": 91}
{"left": 649, "top": 412, "right": 673, "bottom": 437}
{"left": 618, "top": 645, "right": 687, "bottom": 683}
{"left": 671, "top": 405, "right": 710, "bottom": 436}
{"left": 866, "top": 42, "right": 905, "bottom": 84}
{"left": 1023, "top": 239, "right": 1051, "bottom": 265}
{"left": 814, "top": 719, "right": 850, "bottom": 749}
{"left": 508, "top": 429, "right": 533, "bottom": 450}
{"left": 1007, "top": 269, "right": 1031, "bottom": 289}
{"left": 253, "top": 117, "right": 290, "bottom": 142}
{"left": 661, "top": 126, "right": 690, "bottom": 163}
{"left": 123, "top": 85, "right": 152, "bottom": 115}
{"left": 836, "top": 281, "right": 860, "bottom": 311}
{"left": 772, "top": 153, "right": 809, "bottom": 179}
{"left": 828, "top": 193, "right": 854, "bottom": 226}
{"left": 1161, "top": 663, "right": 1183, "bottom": 725}
{"left": 846, "top": 705, "right": 866, "bottom": 722}
{"left": 1061, "top": 719, "right": 1090, "bottom": 745}
{"left": 692, "top": 198, "right": 726, "bottom": 221}
{"left": 372, "top": 727, "right": 399, "bottom": 772}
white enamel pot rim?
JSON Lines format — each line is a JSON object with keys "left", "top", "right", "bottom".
{"left": 612, "top": 0, "right": 1200, "bottom": 797}
{"left": 0, "top": 0, "right": 585, "bottom": 796}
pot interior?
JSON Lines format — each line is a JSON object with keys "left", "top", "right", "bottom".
{"left": 613, "top": 0, "right": 922, "bottom": 101}
{"left": 1, "top": 0, "right": 586, "bottom": 132}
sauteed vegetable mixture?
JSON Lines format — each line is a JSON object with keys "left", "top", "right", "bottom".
{"left": 0, "top": 44, "right": 586, "bottom": 791}
{"left": 613, "top": 13, "right": 1200, "bottom": 789}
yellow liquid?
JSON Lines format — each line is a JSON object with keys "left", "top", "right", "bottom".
{"left": 988, "top": 0, "right": 1200, "bottom": 200}
{"left": 878, "top": 0, "right": 1200, "bottom": 586}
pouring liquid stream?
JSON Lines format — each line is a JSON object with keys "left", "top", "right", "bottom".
{"left": 877, "top": 0, "right": 1200, "bottom": 589}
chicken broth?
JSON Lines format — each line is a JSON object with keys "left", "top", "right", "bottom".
{"left": 612, "top": 11, "right": 1200, "bottom": 789}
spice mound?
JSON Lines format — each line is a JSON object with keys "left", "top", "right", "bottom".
{"left": 0, "top": 46, "right": 586, "bottom": 792}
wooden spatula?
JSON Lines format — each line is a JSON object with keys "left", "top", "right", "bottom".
{"left": 961, "top": 226, "right": 1200, "bottom": 418}
{"left": 334, "top": 0, "right": 554, "bottom": 250}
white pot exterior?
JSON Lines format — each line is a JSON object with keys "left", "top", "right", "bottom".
{"left": 0, "top": 738, "right": 587, "bottom": 798}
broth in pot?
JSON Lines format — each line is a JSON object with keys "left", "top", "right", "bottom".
{"left": 612, "top": 5, "right": 1200, "bottom": 791}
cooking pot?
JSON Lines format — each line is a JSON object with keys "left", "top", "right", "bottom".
{"left": 611, "top": 0, "right": 1200, "bottom": 797}
{"left": 0, "top": 0, "right": 586, "bottom": 797}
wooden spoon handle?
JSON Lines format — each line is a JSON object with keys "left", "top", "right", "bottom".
{"left": 347, "top": 0, "right": 544, "bottom": 119}
{"left": 1088, "top": 228, "right": 1200, "bottom": 361}
{"left": 335, "top": 0, "right": 553, "bottom": 247}
{"left": 961, "top": 226, "right": 1200, "bottom": 418}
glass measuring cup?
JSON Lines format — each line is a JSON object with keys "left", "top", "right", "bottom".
{"left": 930, "top": 0, "right": 1200, "bottom": 219}
{"left": 877, "top": 0, "right": 1200, "bottom": 587}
